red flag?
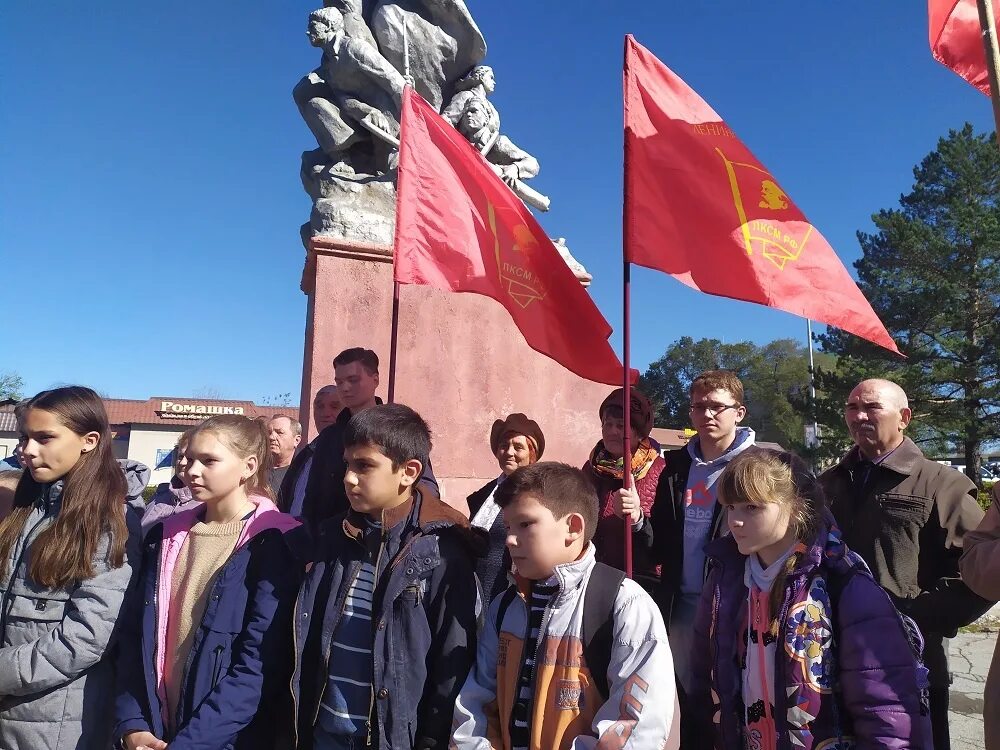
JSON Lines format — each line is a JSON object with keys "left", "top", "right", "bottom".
{"left": 929, "top": 0, "right": 998, "bottom": 96}
{"left": 394, "top": 87, "right": 625, "bottom": 385}
{"left": 623, "top": 36, "right": 901, "bottom": 355}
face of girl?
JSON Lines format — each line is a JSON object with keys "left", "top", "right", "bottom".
{"left": 495, "top": 434, "right": 533, "bottom": 476}
{"left": 183, "top": 431, "right": 256, "bottom": 505}
{"left": 19, "top": 408, "right": 98, "bottom": 484}
{"left": 726, "top": 497, "right": 796, "bottom": 565}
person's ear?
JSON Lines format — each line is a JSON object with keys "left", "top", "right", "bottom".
{"left": 399, "top": 458, "right": 423, "bottom": 487}
{"left": 373, "top": 372, "right": 380, "bottom": 388}
{"left": 565, "top": 512, "right": 585, "bottom": 544}
{"left": 735, "top": 403, "right": 747, "bottom": 423}
{"left": 242, "top": 454, "right": 258, "bottom": 483}
{"left": 899, "top": 407, "right": 912, "bottom": 431}
{"left": 81, "top": 431, "right": 100, "bottom": 454}
{"left": 294, "top": 433, "right": 302, "bottom": 448}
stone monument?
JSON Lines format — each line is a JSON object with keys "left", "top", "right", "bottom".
{"left": 293, "top": 1, "right": 614, "bottom": 505}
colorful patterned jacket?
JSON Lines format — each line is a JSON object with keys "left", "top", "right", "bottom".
{"left": 450, "top": 544, "right": 680, "bottom": 750}
{"left": 689, "top": 513, "right": 933, "bottom": 750}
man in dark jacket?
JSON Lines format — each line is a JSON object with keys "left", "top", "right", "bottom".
{"left": 290, "top": 348, "right": 437, "bottom": 537}
{"left": 277, "top": 385, "right": 340, "bottom": 515}
{"left": 820, "top": 378, "right": 991, "bottom": 750}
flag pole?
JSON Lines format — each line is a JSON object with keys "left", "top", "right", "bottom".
{"left": 806, "top": 319, "right": 819, "bottom": 469}
{"left": 976, "top": 0, "right": 1000, "bottom": 148}
{"left": 621, "top": 36, "right": 634, "bottom": 580}
{"left": 622, "top": 260, "right": 634, "bottom": 580}
{"left": 387, "top": 281, "right": 400, "bottom": 404}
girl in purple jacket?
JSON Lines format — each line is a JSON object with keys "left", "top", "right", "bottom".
{"left": 115, "top": 415, "right": 303, "bottom": 750}
{"left": 690, "top": 448, "right": 932, "bottom": 750}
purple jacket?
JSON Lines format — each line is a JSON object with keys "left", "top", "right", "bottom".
{"left": 141, "top": 481, "right": 200, "bottom": 533}
{"left": 690, "top": 513, "right": 933, "bottom": 750}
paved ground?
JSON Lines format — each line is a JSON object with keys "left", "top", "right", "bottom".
{"left": 950, "top": 615, "right": 998, "bottom": 750}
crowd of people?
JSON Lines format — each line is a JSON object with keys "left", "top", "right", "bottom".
{"left": 0, "top": 346, "right": 998, "bottom": 750}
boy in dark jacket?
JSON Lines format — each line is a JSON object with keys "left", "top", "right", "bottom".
{"left": 291, "top": 403, "right": 482, "bottom": 749}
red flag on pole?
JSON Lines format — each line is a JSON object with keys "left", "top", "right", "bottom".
{"left": 930, "top": 0, "right": 999, "bottom": 95}
{"left": 394, "top": 87, "right": 626, "bottom": 385}
{"left": 623, "top": 36, "right": 901, "bottom": 355}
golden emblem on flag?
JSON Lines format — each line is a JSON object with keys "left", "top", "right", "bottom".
{"left": 487, "top": 203, "right": 547, "bottom": 309}
{"left": 716, "top": 148, "right": 813, "bottom": 271}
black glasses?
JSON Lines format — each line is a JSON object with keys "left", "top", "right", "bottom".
{"left": 689, "top": 402, "right": 740, "bottom": 416}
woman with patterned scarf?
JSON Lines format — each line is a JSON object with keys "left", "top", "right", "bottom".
{"left": 583, "top": 387, "right": 668, "bottom": 591}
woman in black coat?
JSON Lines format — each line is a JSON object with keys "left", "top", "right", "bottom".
{"left": 467, "top": 413, "right": 544, "bottom": 606}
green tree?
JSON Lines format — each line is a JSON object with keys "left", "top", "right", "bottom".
{"left": 0, "top": 372, "right": 24, "bottom": 401}
{"left": 816, "top": 124, "right": 1000, "bottom": 484}
{"left": 639, "top": 336, "right": 827, "bottom": 450}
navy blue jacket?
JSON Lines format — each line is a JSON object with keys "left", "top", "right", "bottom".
{"left": 291, "top": 491, "right": 483, "bottom": 749}
{"left": 114, "top": 500, "right": 305, "bottom": 749}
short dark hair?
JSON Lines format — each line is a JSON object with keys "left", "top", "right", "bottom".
{"left": 333, "top": 347, "right": 379, "bottom": 375}
{"left": 496, "top": 462, "right": 599, "bottom": 543}
{"left": 343, "top": 403, "right": 431, "bottom": 472}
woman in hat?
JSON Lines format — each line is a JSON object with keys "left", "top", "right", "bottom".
{"left": 584, "top": 387, "right": 667, "bottom": 589}
{"left": 467, "top": 413, "right": 545, "bottom": 606}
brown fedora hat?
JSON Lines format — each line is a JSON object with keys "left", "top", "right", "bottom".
{"left": 490, "top": 413, "right": 545, "bottom": 459}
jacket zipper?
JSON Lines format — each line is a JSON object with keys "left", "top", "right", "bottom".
{"left": 365, "top": 513, "right": 388, "bottom": 747}
{"left": 171, "top": 536, "right": 246, "bottom": 733}
{"left": 510, "top": 579, "right": 558, "bottom": 742}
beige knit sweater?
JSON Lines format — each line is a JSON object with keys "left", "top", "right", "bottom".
{"left": 164, "top": 517, "right": 245, "bottom": 726}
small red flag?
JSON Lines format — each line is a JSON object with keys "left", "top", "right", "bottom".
{"left": 623, "top": 36, "right": 901, "bottom": 355}
{"left": 929, "top": 0, "right": 998, "bottom": 96}
{"left": 394, "top": 88, "right": 626, "bottom": 385}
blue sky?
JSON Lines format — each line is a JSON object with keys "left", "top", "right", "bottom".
{"left": 2, "top": 1, "right": 994, "bottom": 402}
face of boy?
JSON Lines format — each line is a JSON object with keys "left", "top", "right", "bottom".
{"left": 689, "top": 387, "right": 745, "bottom": 443}
{"left": 183, "top": 432, "right": 256, "bottom": 505}
{"left": 334, "top": 361, "right": 379, "bottom": 411}
{"left": 20, "top": 408, "right": 99, "bottom": 484}
{"left": 343, "top": 443, "right": 421, "bottom": 517}
{"left": 503, "top": 492, "right": 584, "bottom": 580}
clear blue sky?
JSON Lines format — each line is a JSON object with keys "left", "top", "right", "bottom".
{"left": 2, "top": 1, "right": 994, "bottom": 401}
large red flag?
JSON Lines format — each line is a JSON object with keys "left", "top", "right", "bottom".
{"left": 929, "top": 0, "right": 998, "bottom": 96}
{"left": 394, "top": 87, "right": 625, "bottom": 385}
{"left": 623, "top": 36, "right": 901, "bottom": 355}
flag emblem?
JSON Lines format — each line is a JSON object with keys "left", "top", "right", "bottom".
{"left": 488, "top": 203, "right": 547, "bottom": 309}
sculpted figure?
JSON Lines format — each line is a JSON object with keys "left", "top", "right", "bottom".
{"left": 294, "top": 6, "right": 406, "bottom": 173}
{"left": 444, "top": 66, "right": 549, "bottom": 211}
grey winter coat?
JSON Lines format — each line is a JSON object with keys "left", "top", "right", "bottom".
{"left": 0, "top": 460, "right": 147, "bottom": 750}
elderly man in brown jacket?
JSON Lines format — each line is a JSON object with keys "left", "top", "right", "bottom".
{"left": 960, "top": 484, "right": 1000, "bottom": 749}
{"left": 820, "top": 379, "right": 992, "bottom": 750}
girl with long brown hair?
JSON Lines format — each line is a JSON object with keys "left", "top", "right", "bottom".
{"left": 0, "top": 385, "right": 146, "bottom": 749}
{"left": 115, "top": 414, "right": 304, "bottom": 750}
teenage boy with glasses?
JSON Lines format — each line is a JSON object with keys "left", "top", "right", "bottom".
{"left": 634, "top": 370, "right": 755, "bottom": 744}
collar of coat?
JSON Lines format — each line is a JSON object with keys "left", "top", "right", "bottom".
{"left": 836, "top": 436, "right": 925, "bottom": 477}
{"left": 341, "top": 489, "right": 489, "bottom": 558}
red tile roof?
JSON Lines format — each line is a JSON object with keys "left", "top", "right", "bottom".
{"left": 103, "top": 398, "right": 296, "bottom": 427}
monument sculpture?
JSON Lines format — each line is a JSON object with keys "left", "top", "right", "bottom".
{"left": 293, "top": 2, "right": 609, "bottom": 502}
{"left": 294, "top": 0, "right": 549, "bottom": 246}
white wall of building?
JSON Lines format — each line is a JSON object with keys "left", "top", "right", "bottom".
{"left": 0, "top": 435, "right": 17, "bottom": 460}
{"left": 126, "top": 425, "right": 187, "bottom": 487}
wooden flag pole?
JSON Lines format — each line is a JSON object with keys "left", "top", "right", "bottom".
{"left": 621, "top": 35, "right": 634, "bottom": 580}
{"left": 622, "top": 260, "right": 634, "bottom": 580}
{"left": 976, "top": 0, "right": 1000, "bottom": 148}
{"left": 387, "top": 281, "right": 401, "bottom": 404}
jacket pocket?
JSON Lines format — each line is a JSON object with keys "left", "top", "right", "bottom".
{"left": 879, "top": 493, "right": 932, "bottom": 526}
{"left": 4, "top": 590, "right": 70, "bottom": 623}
